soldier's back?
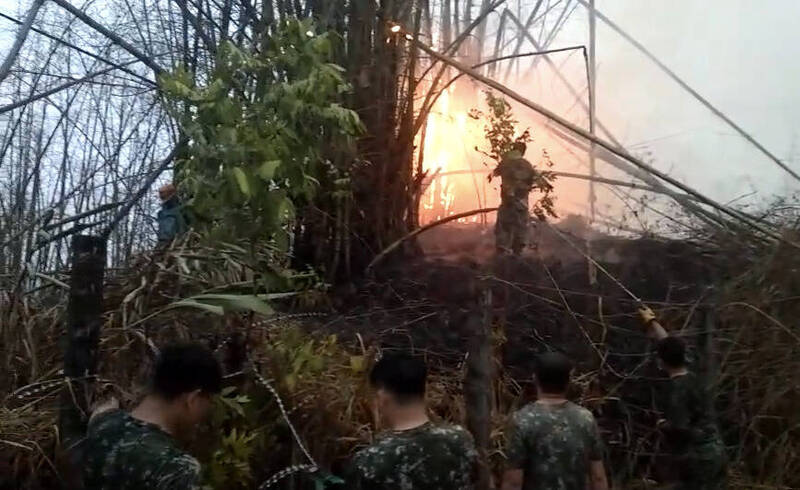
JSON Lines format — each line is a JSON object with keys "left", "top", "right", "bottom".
{"left": 82, "top": 410, "right": 201, "bottom": 490}
{"left": 351, "top": 422, "right": 477, "bottom": 490}
{"left": 506, "top": 401, "right": 603, "bottom": 490}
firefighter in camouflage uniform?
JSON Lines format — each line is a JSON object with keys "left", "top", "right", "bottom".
{"left": 502, "top": 352, "right": 609, "bottom": 490}
{"left": 350, "top": 354, "right": 478, "bottom": 490}
{"left": 493, "top": 142, "right": 536, "bottom": 255}
{"left": 82, "top": 343, "right": 222, "bottom": 490}
{"left": 638, "top": 306, "right": 728, "bottom": 489}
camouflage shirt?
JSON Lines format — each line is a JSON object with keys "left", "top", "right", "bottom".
{"left": 350, "top": 422, "right": 478, "bottom": 490}
{"left": 505, "top": 401, "right": 603, "bottom": 490}
{"left": 495, "top": 151, "right": 536, "bottom": 202}
{"left": 82, "top": 410, "right": 201, "bottom": 490}
{"left": 662, "top": 372, "right": 723, "bottom": 454}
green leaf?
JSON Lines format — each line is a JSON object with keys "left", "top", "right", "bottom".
{"left": 349, "top": 355, "right": 365, "bottom": 373}
{"left": 189, "top": 293, "right": 274, "bottom": 316}
{"left": 232, "top": 167, "right": 250, "bottom": 197}
{"left": 167, "top": 294, "right": 274, "bottom": 317}
{"left": 168, "top": 298, "right": 225, "bottom": 316}
{"left": 258, "top": 160, "right": 281, "bottom": 180}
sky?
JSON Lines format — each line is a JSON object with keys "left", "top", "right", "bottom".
{"left": 558, "top": 0, "right": 800, "bottom": 206}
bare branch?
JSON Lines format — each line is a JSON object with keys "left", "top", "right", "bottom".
{"left": 0, "top": 60, "right": 143, "bottom": 116}
{"left": 48, "top": 0, "right": 166, "bottom": 75}
{"left": 101, "top": 140, "right": 186, "bottom": 238}
{"left": 0, "top": 0, "right": 46, "bottom": 85}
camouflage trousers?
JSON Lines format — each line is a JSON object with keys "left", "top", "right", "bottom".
{"left": 673, "top": 442, "right": 727, "bottom": 490}
{"left": 495, "top": 199, "right": 529, "bottom": 254}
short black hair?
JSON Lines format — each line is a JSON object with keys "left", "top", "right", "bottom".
{"left": 152, "top": 343, "right": 222, "bottom": 400}
{"left": 369, "top": 353, "right": 426, "bottom": 403}
{"left": 512, "top": 141, "right": 527, "bottom": 155}
{"left": 535, "top": 351, "right": 572, "bottom": 394}
{"left": 657, "top": 336, "right": 687, "bottom": 368}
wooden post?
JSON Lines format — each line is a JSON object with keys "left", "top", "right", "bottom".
{"left": 464, "top": 287, "right": 493, "bottom": 490}
{"left": 60, "top": 235, "right": 106, "bottom": 448}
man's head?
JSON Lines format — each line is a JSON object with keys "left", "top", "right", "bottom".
{"left": 511, "top": 141, "right": 527, "bottom": 156}
{"left": 158, "top": 183, "right": 177, "bottom": 202}
{"left": 151, "top": 343, "right": 222, "bottom": 430}
{"left": 369, "top": 353, "right": 427, "bottom": 421}
{"left": 656, "top": 336, "right": 687, "bottom": 370}
{"left": 534, "top": 351, "right": 573, "bottom": 396}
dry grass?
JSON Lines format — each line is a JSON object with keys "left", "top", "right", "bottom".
{"left": 2, "top": 222, "right": 800, "bottom": 488}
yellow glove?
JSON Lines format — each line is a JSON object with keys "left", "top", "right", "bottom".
{"left": 637, "top": 305, "right": 657, "bottom": 325}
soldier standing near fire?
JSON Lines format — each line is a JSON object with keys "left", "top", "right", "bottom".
{"left": 637, "top": 305, "right": 728, "bottom": 489}
{"left": 493, "top": 142, "right": 536, "bottom": 255}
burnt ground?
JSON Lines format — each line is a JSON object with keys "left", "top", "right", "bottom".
{"left": 322, "top": 220, "right": 719, "bottom": 483}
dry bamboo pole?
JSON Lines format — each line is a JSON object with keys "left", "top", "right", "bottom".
{"left": 49, "top": 0, "right": 165, "bottom": 75}
{"left": 0, "top": 61, "right": 141, "bottom": 116}
{"left": 367, "top": 207, "right": 499, "bottom": 270}
{"left": 575, "top": 0, "right": 800, "bottom": 184}
{"left": 587, "top": 0, "right": 597, "bottom": 284}
{"left": 0, "top": 0, "right": 46, "bottom": 85}
{"left": 434, "top": 168, "right": 699, "bottom": 200}
{"left": 11, "top": 16, "right": 156, "bottom": 83}
{"left": 405, "top": 31, "right": 788, "bottom": 244}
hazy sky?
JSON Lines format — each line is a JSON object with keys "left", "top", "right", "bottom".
{"left": 558, "top": 1, "right": 800, "bottom": 205}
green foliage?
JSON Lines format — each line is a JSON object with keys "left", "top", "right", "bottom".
{"left": 269, "top": 328, "right": 340, "bottom": 392}
{"left": 206, "top": 387, "right": 257, "bottom": 489}
{"left": 470, "top": 91, "right": 558, "bottom": 220}
{"left": 469, "top": 91, "right": 533, "bottom": 162}
{"left": 199, "top": 327, "right": 363, "bottom": 489}
{"left": 159, "top": 19, "right": 364, "bottom": 247}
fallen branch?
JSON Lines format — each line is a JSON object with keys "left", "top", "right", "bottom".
{"left": 367, "top": 207, "right": 498, "bottom": 271}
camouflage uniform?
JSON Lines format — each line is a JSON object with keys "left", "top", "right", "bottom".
{"left": 349, "top": 422, "right": 478, "bottom": 490}
{"left": 82, "top": 410, "right": 202, "bottom": 490}
{"left": 505, "top": 401, "right": 604, "bottom": 490}
{"left": 661, "top": 373, "right": 727, "bottom": 490}
{"left": 494, "top": 151, "right": 536, "bottom": 254}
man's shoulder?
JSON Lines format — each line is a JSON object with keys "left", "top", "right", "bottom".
{"left": 425, "top": 423, "right": 474, "bottom": 443}
{"left": 85, "top": 411, "right": 200, "bottom": 486}
{"left": 513, "top": 402, "right": 596, "bottom": 425}
{"left": 355, "top": 423, "right": 474, "bottom": 464}
{"left": 566, "top": 401, "right": 596, "bottom": 421}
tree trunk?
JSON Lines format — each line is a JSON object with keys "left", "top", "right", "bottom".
{"left": 464, "top": 287, "right": 493, "bottom": 490}
{"left": 60, "top": 235, "right": 106, "bottom": 447}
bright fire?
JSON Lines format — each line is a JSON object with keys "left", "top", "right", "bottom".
{"left": 418, "top": 85, "right": 497, "bottom": 225}
{"left": 417, "top": 83, "right": 591, "bottom": 225}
